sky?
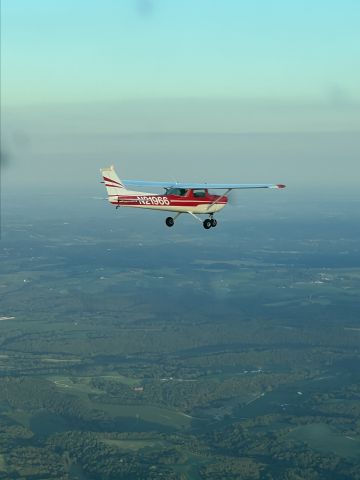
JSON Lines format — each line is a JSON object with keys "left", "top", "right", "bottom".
{"left": 1, "top": 0, "right": 360, "bottom": 192}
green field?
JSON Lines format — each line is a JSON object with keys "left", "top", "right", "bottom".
{"left": 288, "top": 423, "right": 360, "bottom": 459}
{"left": 0, "top": 454, "right": 7, "bottom": 472}
{"left": 98, "top": 403, "right": 192, "bottom": 429}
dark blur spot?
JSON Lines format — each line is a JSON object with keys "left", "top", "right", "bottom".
{"left": 0, "top": 150, "right": 9, "bottom": 170}
{"left": 136, "top": 0, "right": 154, "bottom": 17}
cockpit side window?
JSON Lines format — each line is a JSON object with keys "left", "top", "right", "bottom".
{"left": 193, "top": 189, "right": 206, "bottom": 198}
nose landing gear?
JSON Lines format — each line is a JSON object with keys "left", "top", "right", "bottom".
{"left": 165, "top": 216, "right": 175, "bottom": 227}
{"left": 165, "top": 212, "right": 182, "bottom": 227}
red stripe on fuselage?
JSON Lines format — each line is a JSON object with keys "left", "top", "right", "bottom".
{"left": 111, "top": 198, "right": 227, "bottom": 207}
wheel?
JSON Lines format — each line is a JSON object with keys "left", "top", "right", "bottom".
{"left": 211, "top": 218, "right": 217, "bottom": 227}
{"left": 165, "top": 217, "right": 174, "bottom": 227}
{"left": 203, "top": 219, "right": 212, "bottom": 229}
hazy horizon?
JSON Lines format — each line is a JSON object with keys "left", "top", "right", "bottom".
{"left": 2, "top": 0, "right": 360, "bottom": 196}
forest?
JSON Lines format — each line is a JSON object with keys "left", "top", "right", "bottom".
{"left": 0, "top": 199, "right": 359, "bottom": 479}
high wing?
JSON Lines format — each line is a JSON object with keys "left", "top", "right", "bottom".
{"left": 123, "top": 180, "right": 286, "bottom": 190}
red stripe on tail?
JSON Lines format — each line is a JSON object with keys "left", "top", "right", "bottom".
{"left": 103, "top": 176, "right": 123, "bottom": 186}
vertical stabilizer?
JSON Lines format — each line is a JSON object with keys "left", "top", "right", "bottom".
{"left": 100, "top": 165, "right": 130, "bottom": 199}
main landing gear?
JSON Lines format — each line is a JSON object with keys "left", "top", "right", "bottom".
{"left": 203, "top": 217, "right": 217, "bottom": 229}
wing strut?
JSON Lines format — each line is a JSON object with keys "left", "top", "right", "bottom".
{"left": 206, "top": 188, "right": 232, "bottom": 211}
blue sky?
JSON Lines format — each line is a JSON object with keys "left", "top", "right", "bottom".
{"left": 1, "top": 0, "right": 359, "bottom": 192}
{"left": 2, "top": 0, "right": 360, "bottom": 105}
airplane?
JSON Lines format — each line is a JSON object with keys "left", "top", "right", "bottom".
{"left": 100, "top": 165, "right": 286, "bottom": 229}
